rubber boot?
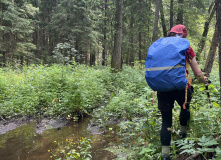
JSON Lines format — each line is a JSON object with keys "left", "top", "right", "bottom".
{"left": 162, "top": 155, "right": 171, "bottom": 160}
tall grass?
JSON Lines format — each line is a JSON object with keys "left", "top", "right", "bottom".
{"left": 0, "top": 64, "right": 108, "bottom": 119}
{"left": 1, "top": 62, "right": 221, "bottom": 159}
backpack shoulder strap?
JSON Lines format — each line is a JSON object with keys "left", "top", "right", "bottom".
{"left": 183, "top": 55, "right": 192, "bottom": 109}
{"left": 185, "top": 55, "right": 192, "bottom": 86}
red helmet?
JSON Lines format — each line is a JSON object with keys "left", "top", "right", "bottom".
{"left": 170, "top": 24, "right": 187, "bottom": 38}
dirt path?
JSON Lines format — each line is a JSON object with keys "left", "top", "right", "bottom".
{"left": 0, "top": 117, "right": 68, "bottom": 135}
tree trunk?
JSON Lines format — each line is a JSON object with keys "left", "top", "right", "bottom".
{"left": 197, "top": 3, "right": 215, "bottom": 61}
{"left": 90, "top": 52, "right": 95, "bottom": 66}
{"left": 177, "top": 0, "right": 184, "bottom": 24}
{"left": 138, "top": 32, "right": 142, "bottom": 62}
{"left": 153, "top": 0, "right": 160, "bottom": 41}
{"left": 85, "top": 44, "right": 90, "bottom": 65}
{"left": 102, "top": 0, "right": 107, "bottom": 66}
{"left": 170, "top": 0, "right": 174, "bottom": 29}
{"left": 2, "top": 51, "right": 6, "bottom": 67}
{"left": 21, "top": 56, "right": 24, "bottom": 66}
{"left": 111, "top": 0, "right": 123, "bottom": 72}
{"left": 215, "top": 0, "right": 221, "bottom": 103}
{"left": 159, "top": 0, "right": 167, "bottom": 37}
{"left": 147, "top": 0, "right": 151, "bottom": 40}
{"left": 128, "top": 14, "right": 134, "bottom": 66}
{"left": 0, "top": 2, "right": 4, "bottom": 67}
{"left": 204, "top": 22, "right": 218, "bottom": 76}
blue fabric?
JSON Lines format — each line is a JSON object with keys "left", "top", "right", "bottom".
{"left": 145, "top": 37, "right": 190, "bottom": 92}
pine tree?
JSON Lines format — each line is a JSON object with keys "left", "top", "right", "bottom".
{"left": 0, "top": 0, "right": 36, "bottom": 66}
{"left": 50, "top": 0, "right": 94, "bottom": 63}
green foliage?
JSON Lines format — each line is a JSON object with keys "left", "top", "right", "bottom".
{"left": 0, "top": 0, "right": 217, "bottom": 67}
{"left": 0, "top": 64, "right": 108, "bottom": 119}
{"left": 92, "top": 65, "right": 151, "bottom": 122}
{"left": 50, "top": 137, "right": 92, "bottom": 160}
{"left": 90, "top": 63, "right": 221, "bottom": 159}
{"left": 52, "top": 42, "right": 78, "bottom": 64}
{"left": 0, "top": 62, "right": 220, "bottom": 159}
{"left": 90, "top": 65, "right": 163, "bottom": 159}
{"left": 0, "top": 0, "right": 37, "bottom": 65}
{"left": 50, "top": 0, "right": 94, "bottom": 44}
{"left": 175, "top": 136, "right": 219, "bottom": 159}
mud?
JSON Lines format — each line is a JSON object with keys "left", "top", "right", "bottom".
{"left": 0, "top": 118, "right": 31, "bottom": 134}
{"left": 0, "top": 117, "right": 68, "bottom": 135}
{"left": 36, "top": 118, "right": 68, "bottom": 134}
{"left": 0, "top": 116, "right": 121, "bottom": 160}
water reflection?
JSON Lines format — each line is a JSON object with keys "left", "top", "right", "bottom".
{"left": 0, "top": 117, "right": 118, "bottom": 160}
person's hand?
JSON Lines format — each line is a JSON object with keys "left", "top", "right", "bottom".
{"left": 204, "top": 77, "right": 211, "bottom": 84}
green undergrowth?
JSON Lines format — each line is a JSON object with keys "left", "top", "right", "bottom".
{"left": 91, "top": 64, "right": 221, "bottom": 160}
{"left": 1, "top": 62, "right": 221, "bottom": 159}
{"left": 0, "top": 63, "right": 149, "bottom": 121}
{"left": 0, "top": 64, "right": 109, "bottom": 120}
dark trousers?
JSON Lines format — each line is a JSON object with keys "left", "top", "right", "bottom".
{"left": 157, "top": 87, "right": 193, "bottom": 146}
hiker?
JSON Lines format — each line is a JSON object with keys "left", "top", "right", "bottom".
{"left": 157, "top": 24, "right": 207, "bottom": 160}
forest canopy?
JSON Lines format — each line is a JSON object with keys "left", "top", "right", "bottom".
{"left": 0, "top": 0, "right": 217, "bottom": 66}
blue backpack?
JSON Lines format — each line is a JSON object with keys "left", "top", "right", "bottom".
{"left": 145, "top": 37, "right": 190, "bottom": 92}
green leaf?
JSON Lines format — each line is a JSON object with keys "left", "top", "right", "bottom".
{"left": 212, "top": 102, "right": 220, "bottom": 108}
{"left": 198, "top": 136, "right": 218, "bottom": 147}
{"left": 139, "top": 148, "right": 155, "bottom": 155}
{"left": 180, "top": 149, "right": 196, "bottom": 154}
{"left": 198, "top": 139, "right": 218, "bottom": 147}
{"left": 200, "top": 148, "right": 215, "bottom": 152}
{"left": 199, "top": 87, "right": 205, "bottom": 91}
{"left": 137, "top": 136, "right": 141, "bottom": 143}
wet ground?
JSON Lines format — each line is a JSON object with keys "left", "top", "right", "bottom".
{"left": 0, "top": 117, "right": 122, "bottom": 160}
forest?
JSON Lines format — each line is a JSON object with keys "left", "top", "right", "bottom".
{"left": 0, "top": 0, "right": 221, "bottom": 160}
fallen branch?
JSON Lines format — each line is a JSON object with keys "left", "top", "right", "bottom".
{"left": 185, "top": 153, "right": 200, "bottom": 160}
{"left": 167, "top": 127, "right": 179, "bottom": 137}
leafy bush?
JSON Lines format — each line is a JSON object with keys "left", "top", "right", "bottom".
{"left": 1, "top": 62, "right": 221, "bottom": 159}
{"left": 49, "top": 138, "right": 92, "bottom": 160}
{"left": 91, "top": 63, "right": 221, "bottom": 159}
{"left": 0, "top": 64, "right": 108, "bottom": 119}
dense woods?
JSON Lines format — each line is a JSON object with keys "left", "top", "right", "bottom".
{"left": 0, "top": 0, "right": 218, "bottom": 68}
{"left": 1, "top": 0, "right": 220, "bottom": 97}
{"left": 1, "top": 1, "right": 221, "bottom": 159}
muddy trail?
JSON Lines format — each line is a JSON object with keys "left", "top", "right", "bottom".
{"left": 0, "top": 116, "right": 123, "bottom": 160}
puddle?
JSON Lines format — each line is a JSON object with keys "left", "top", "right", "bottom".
{"left": 0, "top": 117, "right": 120, "bottom": 160}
